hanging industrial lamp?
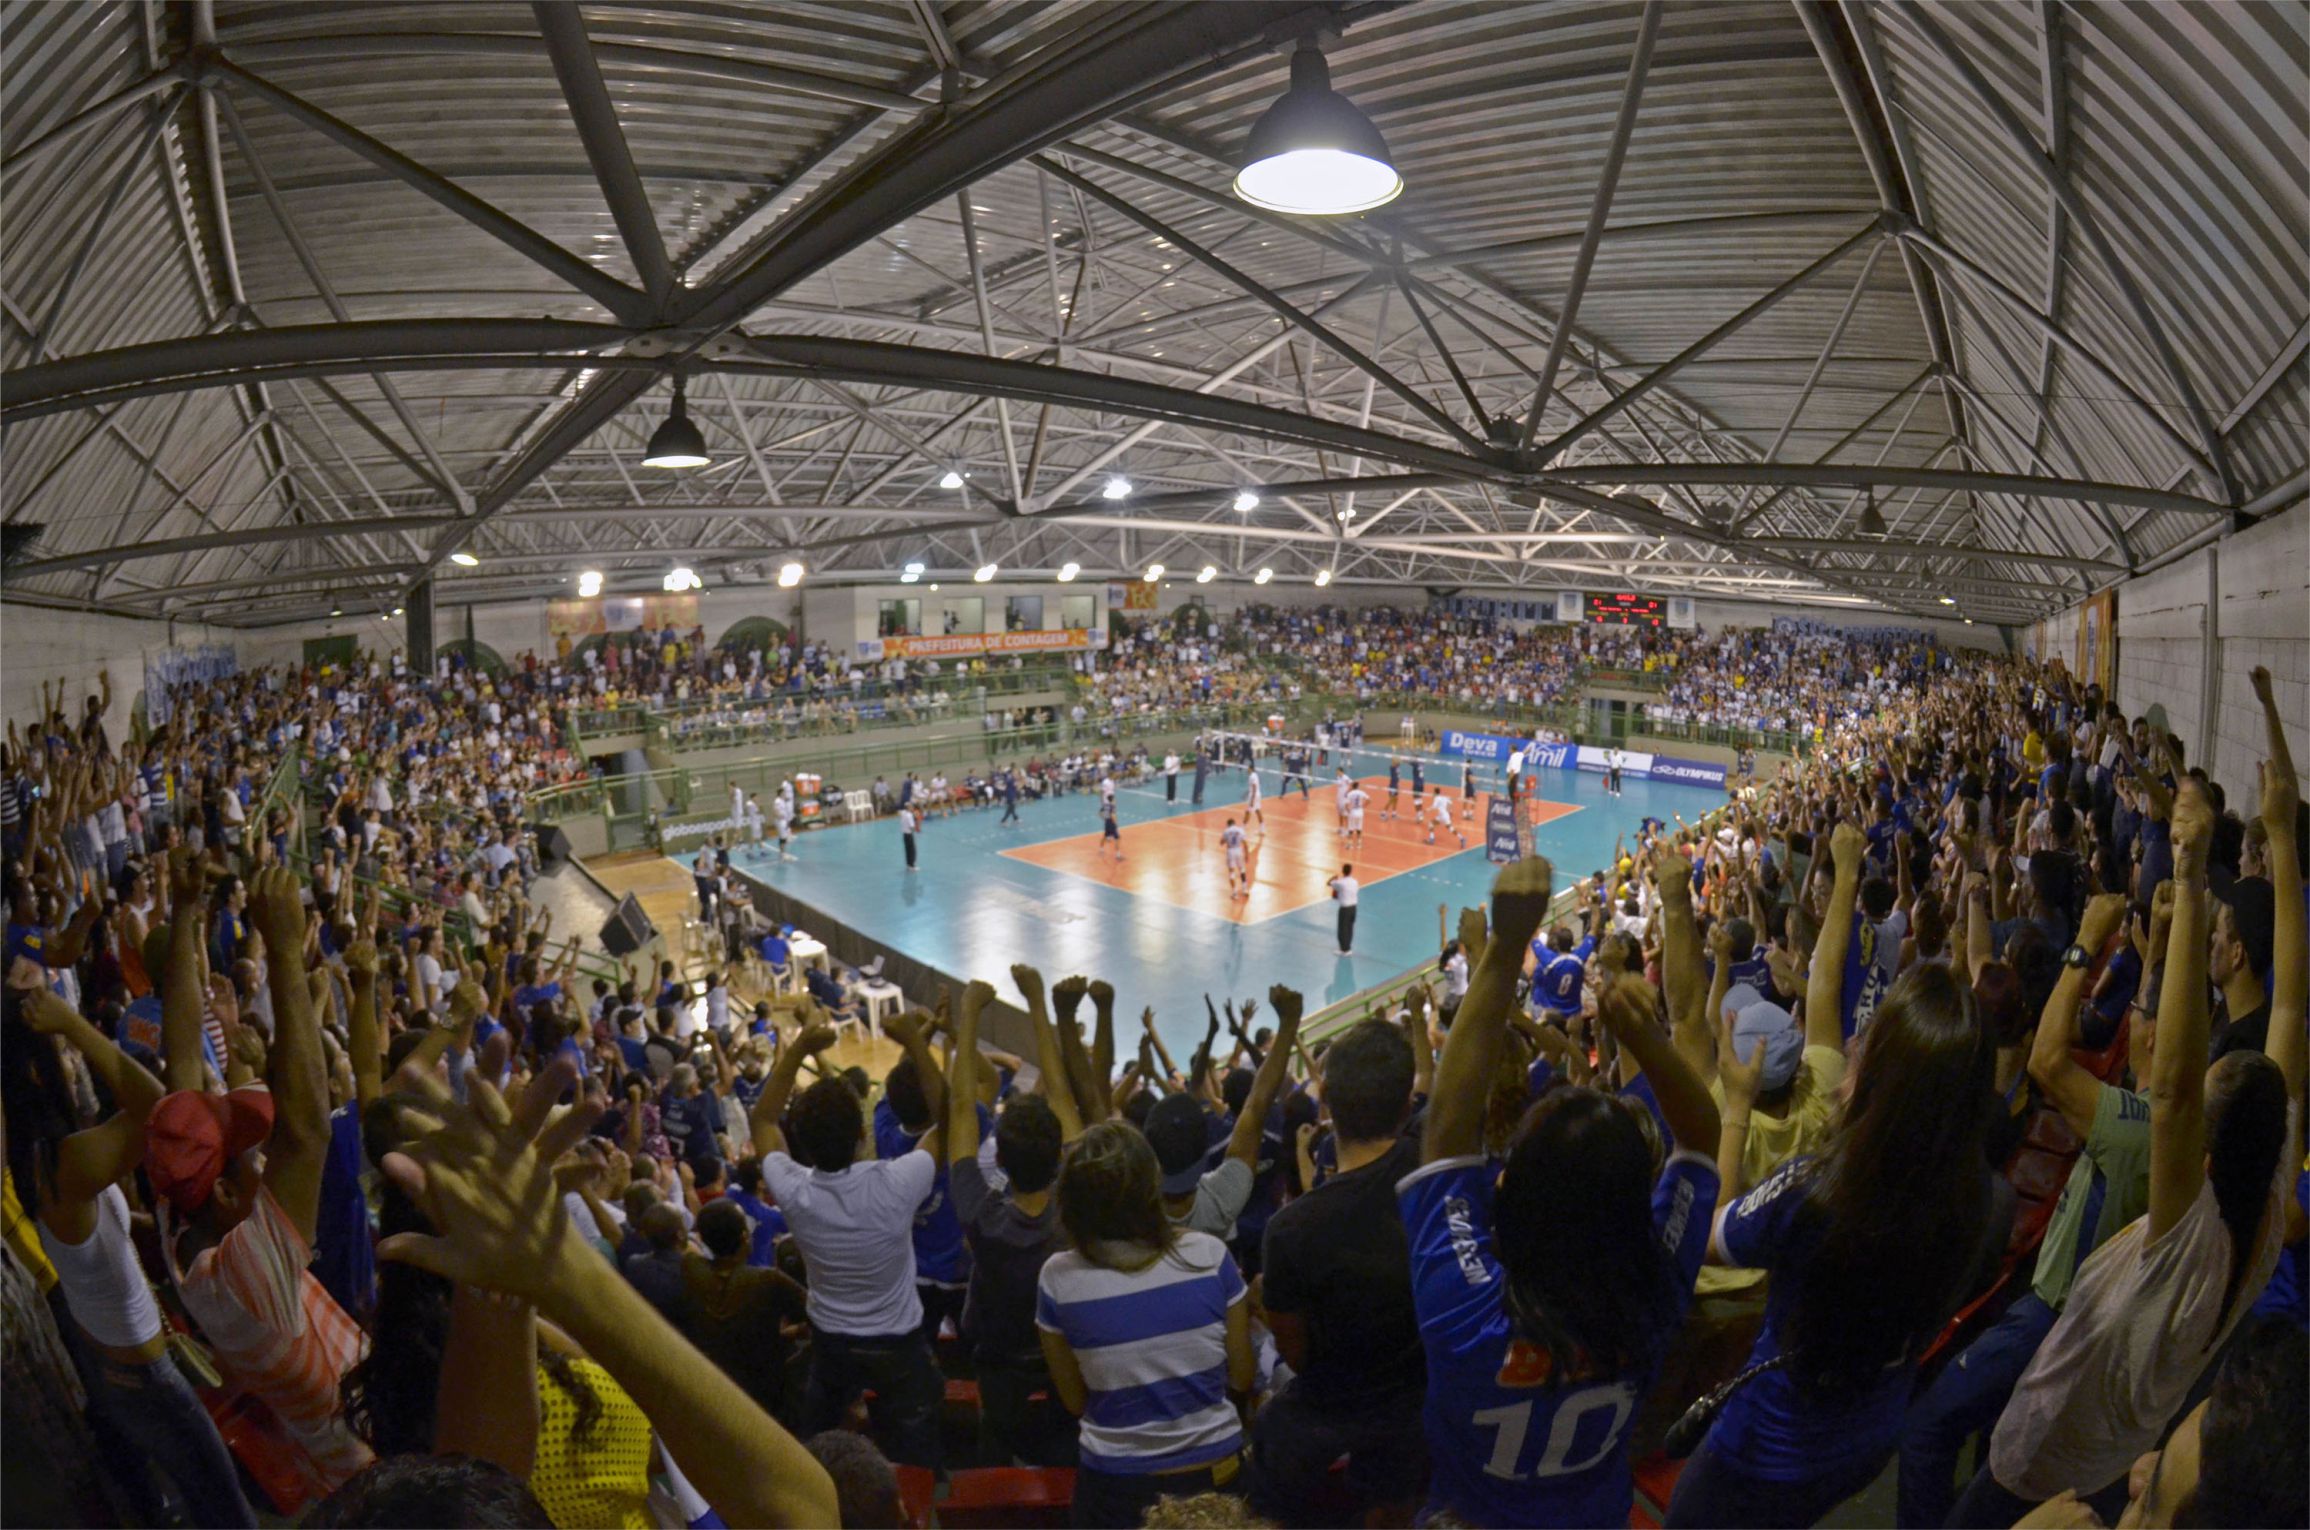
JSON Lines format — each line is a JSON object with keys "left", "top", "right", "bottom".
{"left": 642, "top": 376, "right": 709, "bottom": 469}
{"left": 1234, "top": 41, "right": 1403, "bottom": 216}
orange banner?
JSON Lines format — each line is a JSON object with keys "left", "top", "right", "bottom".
{"left": 859, "top": 628, "right": 1103, "bottom": 661}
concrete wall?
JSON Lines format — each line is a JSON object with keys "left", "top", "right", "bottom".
{"left": 2, "top": 605, "right": 236, "bottom": 733}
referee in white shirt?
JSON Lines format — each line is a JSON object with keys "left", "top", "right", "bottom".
{"left": 1329, "top": 864, "right": 1359, "bottom": 954}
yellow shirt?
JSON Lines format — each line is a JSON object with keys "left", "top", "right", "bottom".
{"left": 1695, "top": 1043, "right": 1847, "bottom": 1298}
{"left": 531, "top": 1356, "right": 654, "bottom": 1529}
{"left": 2, "top": 1171, "right": 58, "bottom": 1294}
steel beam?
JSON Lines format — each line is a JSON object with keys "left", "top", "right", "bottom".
{"left": 533, "top": 3, "right": 676, "bottom": 310}
{"left": 1750, "top": 536, "right": 2119, "bottom": 573}
{"left": 208, "top": 58, "right": 653, "bottom": 324}
{"left": 1518, "top": 0, "right": 1662, "bottom": 449}
{"left": 1539, "top": 224, "right": 1879, "bottom": 462}
{"left": 1, "top": 64, "right": 185, "bottom": 176}
{"left": 1531, "top": 461, "right": 2223, "bottom": 519}
{"left": 1894, "top": 0, "right": 2237, "bottom": 503}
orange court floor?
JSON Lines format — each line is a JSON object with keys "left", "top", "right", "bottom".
{"left": 1000, "top": 776, "right": 1584, "bottom": 925}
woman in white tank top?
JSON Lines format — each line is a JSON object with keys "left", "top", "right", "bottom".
{"left": 5, "top": 974, "right": 257, "bottom": 1526}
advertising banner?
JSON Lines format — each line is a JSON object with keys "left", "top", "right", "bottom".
{"left": 1647, "top": 755, "right": 1728, "bottom": 788}
{"left": 1108, "top": 581, "right": 1159, "bottom": 612}
{"left": 1441, "top": 727, "right": 1521, "bottom": 762}
{"left": 550, "top": 593, "right": 697, "bottom": 640}
{"left": 1485, "top": 796, "right": 1521, "bottom": 863}
{"left": 853, "top": 627, "right": 1102, "bottom": 663}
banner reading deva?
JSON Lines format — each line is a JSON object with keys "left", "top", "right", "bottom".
{"left": 853, "top": 627, "right": 1108, "bottom": 663}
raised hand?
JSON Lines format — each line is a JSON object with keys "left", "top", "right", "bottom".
{"left": 1051, "top": 974, "right": 1088, "bottom": 1019}
{"left": 2172, "top": 777, "right": 2215, "bottom": 874}
{"left": 1085, "top": 978, "right": 1114, "bottom": 1011}
{"left": 344, "top": 935, "right": 379, "bottom": 980}
{"left": 1266, "top": 984, "right": 1304, "bottom": 1028}
{"left": 2079, "top": 891, "right": 2129, "bottom": 947}
{"left": 1009, "top": 963, "right": 1046, "bottom": 1008}
{"left": 1829, "top": 820, "right": 1866, "bottom": 877}
{"left": 1714, "top": 998, "right": 1765, "bottom": 1108}
{"left": 1489, "top": 854, "right": 1556, "bottom": 945}
{"left": 794, "top": 1022, "right": 840, "bottom": 1056}
{"left": 962, "top": 979, "right": 996, "bottom": 1019}
{"left": 2261, "top": 756, "right": 2300, "bottom": 840}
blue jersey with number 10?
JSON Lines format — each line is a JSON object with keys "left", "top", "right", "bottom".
{"left": 1397, "top": 1151, "right": 1717, "bottom": 1528}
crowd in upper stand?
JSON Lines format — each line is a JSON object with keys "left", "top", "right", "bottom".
{"left": 1, "top": 605, "right": 2303, "bottom": 1530}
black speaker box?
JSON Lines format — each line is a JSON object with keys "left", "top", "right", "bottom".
{"left": 599, "top": 893, "right": 657, "bottom": 957}
{"left": 534, "top": 822, "right": 573, "bottom": 864}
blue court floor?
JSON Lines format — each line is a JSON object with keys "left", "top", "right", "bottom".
{"left": 724, "top": 758, "right": 1725, "bottom": 1053}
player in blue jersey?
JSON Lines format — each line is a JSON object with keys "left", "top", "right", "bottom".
{"left": 1530, "top": 918, "right": 1598, "bottom": 1024}
{"left": 1400, "top": 856, "right": 1721, "bottom": 1530}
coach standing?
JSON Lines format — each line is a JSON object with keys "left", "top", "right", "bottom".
{"left": 1329, "top": 863, "right": 1359, "bottom": 955}
{"left": 1164, "top": 750, "right": 1181, "bottom": 802}
{"left": 899, "top": 803, "right": 920, "bottom": 872}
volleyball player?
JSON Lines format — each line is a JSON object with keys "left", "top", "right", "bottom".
{"left": 1098, "top": 797, "right": 1124, "bottom": 861}
{"left": 1461, "top": 758, "right": 1478, "bottom": 819}
{"left": 1334, "top": 767, "right": 1353, "bottom": 836}
{"left": 1385, "top": 757, "right": 1401, "bottom": 819}
{"left": 1343, "top": 781, "right": 1369, "bottom": 849}
{"left": 1244, "top": 759, "right": 1265, "bottom": 831}
{"left": 1410, "top": 756, "right": 1425, "bottom": 811}
{"left": 1221, "top": 817, "right": 1249, "bottom": 897}
{"left": 1425, "top": 786, "right": 1466, "bottom": 849}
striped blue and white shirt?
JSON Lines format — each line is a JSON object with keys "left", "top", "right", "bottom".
{"left": 1035, "top": 1231, "right": 1245, "bottom": 1474}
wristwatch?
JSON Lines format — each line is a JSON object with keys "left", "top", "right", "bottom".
{"left": 2061, "top": 943, "right": 2091, "bottom": 971}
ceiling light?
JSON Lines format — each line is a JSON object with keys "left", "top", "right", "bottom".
{"left": 1233, "top": 490, "right": 1260, "bottom": 512}
{"left": 1314, "top": 568, "right": 1333, "bottom": 586}
{"left": 1103, "top": 475, "right": 1132, "bottom": 500}
{"left": 577, "top": 569, "right": 603, "bottom": 597}
{"left": 900, "top": 572, "right": 920, "bottom": 584}
{"left": 1938, "top": 596, "right": 1956, "bottom": 605}
{"left": 1233, "top": 41, "right": 1403, "bottom": 216}
{"left": 329, "top": 601, "right": 342, "bottom": 617}
{"left": 929, "top": 582, "right": 939, "bottom": 591}
{"left": 1058, "top": 562, "right": 1080, "bottom": 582}
{"left": 1337, "top": 507, "right": 1353, "bottom": 520}
{"left": 664, "top": 566, "right": 701, "bottom": 593}
{"left": 903, "top": 561, "right": 925, "bottom": 576}
{"left": 449, "top": 550, "right": 480, "bottom": 567}
{"left": 1196, "top": 566, "right": 1216, "bottom": 584}
{"left": 641, "top": 376, "right": 710, "bottom": 469}
{"left": 391, "top": 605, "right": 404, "bottom": 617}
{"left": 778, "top": 562, "right": 805, "bottom": 588}
{"left": 974, "top": 563, "right": 997, "bottom": 582}
{"left": 1254, "top": 567, "right": 1273, "bottom": 585}
{"left": 939, "top": 470, "right": 965, "bottom": 490}
{"left": 1144, "top": 563, "right": 1164, "bottom": 582}
{"left": 1963, "top": 617, "right": 1976, "bottom": 625}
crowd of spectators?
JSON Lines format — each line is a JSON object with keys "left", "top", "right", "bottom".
{"left": 1, "top": 615, "right": 2304, "bottom": 1530}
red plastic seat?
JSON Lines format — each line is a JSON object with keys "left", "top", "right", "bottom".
{"left": 2006, "top": 1144, "right": 2073, "bottom": 1203}
{"left": 2022, "top": 1107, "right": 2081, "bottom": 1157}
{"left": 938, "top": 1467, "right": 1077, "bottom": 1529}
{"left": 893, "top": 1464, "right": 937, "bottom": 1530}
{"left": 1630, "top": 1452, "right": 1684, "bottom": 1527}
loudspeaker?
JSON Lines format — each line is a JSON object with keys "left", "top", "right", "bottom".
{"left": 534, "top": 822, "right": 573, "bottom": 865}
{"left": 599, "top": 893, "right": 657, "bottom": 958}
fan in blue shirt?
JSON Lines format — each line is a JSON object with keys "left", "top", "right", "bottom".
{"left": 1405, "top": 856, "right": 1722, "bottom": 1530}
{"left": 1529, "top": 925, "right": 1596, "bottom": 1020}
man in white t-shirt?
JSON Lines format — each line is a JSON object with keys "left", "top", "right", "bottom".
{"left": 1164, "top": 751, "right": 1181, "bottom": 803}
{"left": 750, "top": 1024, "right": 945, "bottom": 1467}
{"left": 899, "top": 806, "right": 919, "bottom": 872}
{"left": 1222, "top": 818, "right": 1250, "bottom": 899}
{"left": 1343, "top": 784, "right": 1369, "bottom": 849}
{"left": 1329, "top": 865, "right": 1359, "bottom": 954}
{"left": 1427, "top": 788, "right": 1466, "bottom": 849}
{"left": 772, "top": 792, "right": 796, "bottom": 861}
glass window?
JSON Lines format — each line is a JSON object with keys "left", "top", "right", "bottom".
{"left": 1006, "top": 594, "right": 1044, "bottom": 631}
{"left": 1059, "top": 593, "right": 1094, "bottom": 630}
{"left": 877, "top": 598, "right": 921, "bottom": 637}
{"left": 942, "top": 596, "right": 984, "bottom": 635}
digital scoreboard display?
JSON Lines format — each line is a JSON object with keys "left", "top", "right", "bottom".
{"left": 1584, "top": 591, "right": 1666, "bottom": 627}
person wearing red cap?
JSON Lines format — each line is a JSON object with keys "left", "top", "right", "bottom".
{"left": 155, "top": 863, "right": 373, "bottom": 1498}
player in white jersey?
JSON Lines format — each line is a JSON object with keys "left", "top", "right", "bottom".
{"left": 1426, "top": 787, "right": 1467, "bottom": 848}
{"left": 1221, "top": 817, "right": 1249, "bottom": 897}
{"left": 1244, "top": 764, "right": 1264, "bottom": 831}
{"left": 1342, "top": 784, "right": 1369, "bottom": 849}
{"left": 772, "top": 791, "right": 796, "bottom": 861}
{"left": 1098, "top": 774, "right": 1117, "bottom": 814}
{"left": 1333, "top": 767, "right": 1353, "bottom": 835}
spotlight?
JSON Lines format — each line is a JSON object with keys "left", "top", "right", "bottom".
{"left": 1233, "top": 490, "right": 1260, "bottom": 512}
{"left": 641, "top": 376, "right": 709, "bottom": 468}
{"left": 900, "top": 572, "right": 920, "bottom": 584}
{"left": 1103, "top": 476, "right": 1132, "bottom": 500}
{"left": 329, "top": 601, "right": 342, "bottom": 617}
{"left": 1144, "top": 564, "right": 1164, "bottom": 582}
{"left": 1938, "top": 596, "right": 1955, "bottom": 605}
{"left": 903, "top": 561, "right": 926, "bottom": 576}
{"left": 391, "top": 605, "right": 404, "bottom": 617}
{"left": 1058, "top": 563, "right": 1080, "bottom": 582}
{"left": 939, "top": 470, "right": 965, "bottom": 490}
{"left": 974, "top": 563, "right": 997, "bottom": 582}
{"left": 664, "top": 566, "right": 701, "bottom": 593}
{"left": 778, "top": 562, "right": 805, "bottom": 588}
{"left": 577, "top": 569, "right": 603, "bottom": 597}
{"left": 1314, "top": 568, "right": 1333, "bottom": 586}
{"left": 1233, "top": 41, "right": 1403, "bottom": 216}
{"left": 1196, "top": 566, "right": 1216, "bottom": 584}
{"left": 449, "top": 551, "right": 480, "bottom": 567}
{"left": 1254, "top": 567, "right": 1273, "bottom": 585}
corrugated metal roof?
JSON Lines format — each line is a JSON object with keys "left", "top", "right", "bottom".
{"left": 2, "top": 0, "right": 2301, "bottom": 625}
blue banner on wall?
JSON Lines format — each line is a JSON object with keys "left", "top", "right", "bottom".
{"left": 1440, "top": 728, "right": 1521, "bottom": 762}
{"left": 1647, "top": 755, "right": 1728, "bottom": 788}
{"left": 1486, "top": 796, "right": 1521, "bottom": 862}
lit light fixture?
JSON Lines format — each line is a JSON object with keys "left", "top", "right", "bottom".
{"left": 1233, "top": 489, "right": 1260, "bottom": 512}
{"left": 778, "top": 562, "right": 805, "bottom": 588}
{"left": 449, "top": 550, "right": 480, "bottom": 567}
{"left": 1103, "top": 475, "right": 1132, "bottom": 500}
{"left": 1196, "top": 565, "right": 1217, "bottom": 584}
{"left": 577, "top": 569, "right": 603, "bottom": 597}
{"left": 1314, "top": 568, "right": 1333, "bottom": 586}
{"left": 1938, "top": 596, "right": 1956, "bottom": 605}
{"left": 391, "top": 605, "right": 404, "bottom": 617}
{"left": 903, "top": 561, "right": 926, "bottom": 576}
{"left": 900, "top": 572, "right": 920, "bottom": 584}
{"left": 1254, "top": 567, "right": 1273, "bottom": 585}
{"left": 641, "top": 376, "right": 710, "bottom": 469}
{"left": 664, "top": 566, "right": 701, "bottom": 593}
{"left": 929, "top": 582, "right": 939, "bottom": 591}
{"left": 1963, "top": 617, "right": 1976, "bottom": 625}
{"left": 329, "top": 600, "right": 342, "bottom": 617}
{"left": 1057, "top": 562, "right": 1080, "bottom": 582}
{"left": 1233, "top": 41, "right": 1403, "bottom": 216}
{"left": 1143, "top": 563, "right": 1164, "bottom": 582}
{"left": 939, "top": 470, "right": 965, "bottom": 490}
{"left": 974, "top": 563, "right": 997, "bottom": 583}
{"left": 1337, "top": 507, "right": 1354, "bottom": 521}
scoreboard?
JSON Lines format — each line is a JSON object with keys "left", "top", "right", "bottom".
{"left": 1583, "top": 591, "right": 1666, "bottom": 627}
